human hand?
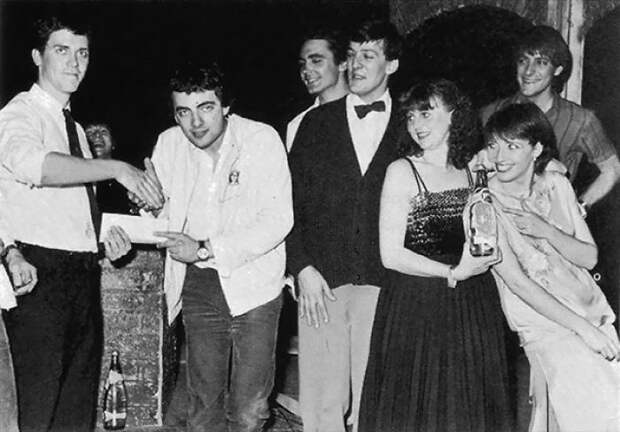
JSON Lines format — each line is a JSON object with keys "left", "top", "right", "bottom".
{"left": 577, "top": 323, "right": 620, "bottom": 361}
{"left": 297, "top": 265, "right": 336, "bottom": 328}
{"left": 5, "top": 248, "right": 38, "bottom": 296}
{"left": 103, "top": 226, "right": 132, "bottom": 261}
{"left": 116, "top": 162, "right": 164, "bottom": 211}
{"left": 155, "top": 231, "right": 199, "bottom": 264}
{"left": 452, "top": 242, "right": 502, "bottom": 282}
{"left": 504, "top": 201, "right": 552, "bottom": 239}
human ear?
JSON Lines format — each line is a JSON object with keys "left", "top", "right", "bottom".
{"left": 553, "top": 65, "right": 564, "bottom": 77}
{"left": 533, "top": 141, "right": 543, "bottom": 158}
{"left": 386, "top": 59, "right": 399, "bottom": 76}
{"left": 31, "top": 49, "right": 42, "bottom": 67}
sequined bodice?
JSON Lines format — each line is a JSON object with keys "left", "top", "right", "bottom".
{"left": 404, "top": 188, "right": 471, "bottom": 259}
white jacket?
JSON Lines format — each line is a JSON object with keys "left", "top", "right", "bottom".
{"left": 150, "top": 114, "right": 293, "bottom": 323}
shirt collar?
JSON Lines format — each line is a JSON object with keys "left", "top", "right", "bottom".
{"left": 512, "top": 91, "right": 559, "bottom": 113}
{"left": 29, "top": 83, "right": 69, "bottom": 113}
{"left": 348, "top": 90, "right": 391, "bottom": 108}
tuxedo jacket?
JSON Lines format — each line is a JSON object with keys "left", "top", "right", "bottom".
{"left": 287, "top": 96, "right": 402, "bottom": 289}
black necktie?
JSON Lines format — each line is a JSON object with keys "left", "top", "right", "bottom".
{"left": 63, "top": 109, "right": 101, "bottom": 241}
{"left": 354, "top": 100, "right": 386, "bottom": 119}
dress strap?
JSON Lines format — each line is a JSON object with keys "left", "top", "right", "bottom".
{"left": 402, "top": 157, "right": 429, "bottom": 195}
{"left": 465, "top": 166, "right": 474, "bottom": 188}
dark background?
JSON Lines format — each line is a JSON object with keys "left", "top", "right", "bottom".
{"left": 0, "top": 0, "right": 388, "bottom": 163}
{"left": 1, "top": 1, "right": 537, "bottom": 165}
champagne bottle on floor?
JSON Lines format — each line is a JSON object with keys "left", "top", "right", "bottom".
{"left": 103, "top": 350, "right": 128, "bottom": 430}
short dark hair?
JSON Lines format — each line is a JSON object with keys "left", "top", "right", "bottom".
{"left": 33, "top": 16, "right": 91, "bottom": 53}
{"left": 484, "top": 103, "right": 558, "bottom": 174}
{"left": 169, "top": 62, "right": 232, "bottom": 107}
{"left": 516, "top": 25, "right": 572, "bottom": 92}
{"left": 398, "top": 79, "right": 481, "bottom": 169}
{"left": 301, "top": 27, "right": 348, "bottom": 65}
{"left": 350, "top": 19, "right": 403, "bottom": 61}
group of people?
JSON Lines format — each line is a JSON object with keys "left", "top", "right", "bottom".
{"left": 0, "top": 12, "right": 618, "bottom": 432}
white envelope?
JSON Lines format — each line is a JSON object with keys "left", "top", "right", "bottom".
{"left": 99, "top": 213, "right": 169, "bottom": 244}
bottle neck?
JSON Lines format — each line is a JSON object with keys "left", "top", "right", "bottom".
{"left": 110, "top": 354, "right": 121, "bottom": 372}
{"left": 474, "top": 169, "right": 488, "bottom": 190}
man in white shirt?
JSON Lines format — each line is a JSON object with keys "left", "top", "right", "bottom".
{"left": 0, "top": 16, "right": 163, "bottom": 432}
{"left": 288, "top": 19, "right": 402, "bottom": 432}
{"left": 131, "top": 62, "right": 293, "bottom": 432}
{"left": 285, "top": 27, "right": 349, "bottom": 151}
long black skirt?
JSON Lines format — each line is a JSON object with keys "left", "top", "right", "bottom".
{"left": 358, "top": 266, "right": 512, "bottom": 432}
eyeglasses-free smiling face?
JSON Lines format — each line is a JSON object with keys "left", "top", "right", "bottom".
{"left": 172, "top": 90, "right": 229, "bottom": 152}
{"left": 32, "top": 28, "right": 90, "bottom": 103}
{"left": 516, "top": 52, "right": 563, "bottom": 99}
{"left": 347, "top": 40, "right": 398, "bottom": 103}
{"left": 406, "top": 97, "right": 453, "bottom": 152}
{"left": 486, "top": 135, "right": 542, "bottom": 184}
{"left": 298, "top": 39, "right": 345, "bottom": 97}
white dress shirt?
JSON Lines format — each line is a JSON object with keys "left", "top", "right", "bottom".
{"left": 150, "top": 114, "right": 293, "bottom": 322}
{"left": 285, "top": 98, "right": 320, "bottom": 152}
{"left": 0, "top": 84, "right": 97, "bottom": 252}
{"left": 345, "top": 91, "right": 392, "bottom": 175}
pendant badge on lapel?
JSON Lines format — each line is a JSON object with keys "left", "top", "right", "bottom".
{"left": 228, "top": 169, "right": 240, "bottom": 186}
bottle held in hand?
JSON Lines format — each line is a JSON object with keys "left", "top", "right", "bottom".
{"left": 103, "top": 350, "right": 128, "bottom": 430}
{"left": 469, "top": 169, "right": 497, "bottom": 257}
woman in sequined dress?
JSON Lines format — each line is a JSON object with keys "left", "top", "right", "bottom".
{"left": 358, "top": 79, "right": 512, "bottom": 432}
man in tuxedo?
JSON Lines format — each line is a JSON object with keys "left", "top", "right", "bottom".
{"left": 288, "top": 19, "right": 403, "bottom": 432}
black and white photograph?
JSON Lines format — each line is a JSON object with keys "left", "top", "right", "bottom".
{"left": 0, "top": 1, "right": 619, "bottom": 431}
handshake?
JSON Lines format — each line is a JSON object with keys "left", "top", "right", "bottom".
{"left": 124, "top": 157, "right": 164, "bottom": 213}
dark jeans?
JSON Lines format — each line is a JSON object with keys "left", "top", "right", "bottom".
{"left": 4, "top": 243, "right": 102, "bottom": 432}
{"left": 0, "top": 316, "right": 18, "bottom": 432}
{"left": 182, "top": 266, "right": 282, "bottom": 432}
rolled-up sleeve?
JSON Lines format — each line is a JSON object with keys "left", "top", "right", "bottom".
{"left": 210, "top": 127, "right": 293, "bottom": 277}
{"left": 0, "top": 104, "right": 49, "bottom": 186}
{"left": 579, "top": 111, "right": 617, "bottom": 165}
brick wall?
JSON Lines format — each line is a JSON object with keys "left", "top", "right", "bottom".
{"left": 97, "top": 248, "right": 179, "bottom": 428}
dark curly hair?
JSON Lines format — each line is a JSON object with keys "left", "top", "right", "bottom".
{"left": 483, "top": 103, "right": 558, "bottom": 174}
{"left": 169, "top": 61, "right": 233, "bottom": 108}
{"left": 398, "top": 79, "right": 482, "bottom": 169}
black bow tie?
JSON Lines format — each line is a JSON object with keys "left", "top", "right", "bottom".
{"left": 354, "top": 100, "right": 386, "bottom": 119}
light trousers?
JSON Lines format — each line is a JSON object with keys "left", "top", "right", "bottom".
{"left": 298, "top": 284, "right": 379, "bottom": 432}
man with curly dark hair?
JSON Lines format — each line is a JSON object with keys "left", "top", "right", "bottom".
{"left": 130, "top": 61, "right": 293, "bottom": 432}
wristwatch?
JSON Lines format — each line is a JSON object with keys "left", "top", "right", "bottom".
{"left": 196, "top": 240, "right": 211, "bottom": 261}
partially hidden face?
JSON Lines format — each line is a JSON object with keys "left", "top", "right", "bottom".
{"left": 347, "top": 40, "right": 398, "bottom": 103}
{"left": 85, "top": 124, "right": 113, "bottom": 159}
{"left": 516, "top": 51, "right": 563, "bottom": 99}
{"left": 406, "top": 97, "right": 453, "bottom": 152}
{"left": 32, "top": 28, "right": 90, "bottom": 101}
{"left": 486, "top": 135, "right": 542, "bottom": 184}
{"left": 298, "top": 39, "right": 345, "bottom": 96}
{"left": 172, "top": 90, "right": 229, "bottom": 151}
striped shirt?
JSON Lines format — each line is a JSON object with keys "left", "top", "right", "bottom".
{"left": 481, "top": 93, "right": 617, "bottom": 182}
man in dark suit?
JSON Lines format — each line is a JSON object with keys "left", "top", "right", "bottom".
{"left": 288, "top": 19, "right": 403, "bottom": 432}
